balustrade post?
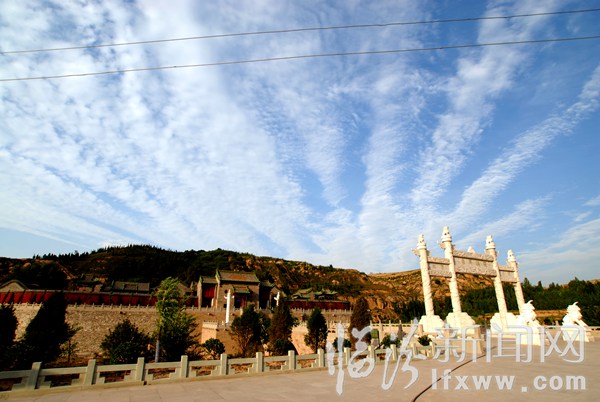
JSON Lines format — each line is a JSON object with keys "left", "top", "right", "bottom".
{"left": 25, "top": 362, "right": 42, "bottom": 390}
{"left": 83, "top": 359, "right": 96, "bottom": 386}
{"left": 133, "top": 357, "right": 145, "bottom": 382}
{"left": 180, "top": 355, "right": 189, "bottom": 378}
{"left": 317, "top": 348, "right": 325, "bottom": 368}
{"left": 287, "top": 350, "right": 296, "bottom": 371}
{"left": 219, "top": 353, "right": 229, "bottom": 375}
{"left": 255, "top": 352, "right": 264, "bottom": 373}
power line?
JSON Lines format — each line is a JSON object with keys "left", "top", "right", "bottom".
{"left": 2, "top": 8, "right": 599, "bottom": 55}
{"left": 2, "top": 35, "right": 598, "bottom": 83}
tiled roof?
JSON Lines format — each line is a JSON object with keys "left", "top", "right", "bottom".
{"left": 291, "top": 288, "right": 338, "bottom": 300}
{"left": 217, "top": 270, "right": 260, "bottom": 284}
{"left": 109, "top": 281, "right": 150, "bottom": 293}
{"left": 233, "top": 285, "right": 251, "bottom": 294}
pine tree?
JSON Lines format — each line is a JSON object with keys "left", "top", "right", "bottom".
{"left": 16, "top": 292, "right": 76, "bottom": 368}
{"left": 230, "top": 304, "right": 269, "bottom": 357}
{"left": 0, "top": 305, "right": 18, "bottom": 370}
{"left": 268, "top": 301, "right": 296, "bottom": 355}
{"left": 155, "top": 277, "right": 198, "bottom": 361}
{"left": 304, "top": 307, "right": 328, "bottom": 353}
{"left": 349, "top": 297, "right": 371, "bottom": 349}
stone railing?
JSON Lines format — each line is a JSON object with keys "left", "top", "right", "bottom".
{"left": 0, "top": 347, "right": 395, "bottom": 393}
{"left": 0, "top": 343, "right": 414, "bottom": 394}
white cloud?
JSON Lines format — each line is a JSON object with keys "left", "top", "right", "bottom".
{"left": 585, "top": 195, "right": 600, "bottom": 207}
{"left": 1, "top": 0, "right": 599, "bottom": 285}
{"left": 446, "top": 64, "right": 600, "bottom": 227}
{"left": 409, "top": 1, "right": 563, "bottom": 211}
{"left": 519, "top": 219, "right": 600, "bottom": 282}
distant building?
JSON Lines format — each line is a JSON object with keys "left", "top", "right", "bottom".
{"left": 198, "top": 269, "right": 280, "bottom": 309}
{"left": 102, "top": 280, "right": 151, "bottom": 293}
{"left": 289, "top": 288, "right": 350, "bottom": 310}
{"left": 0, "top": 279, "right": 32, "bottom": 293}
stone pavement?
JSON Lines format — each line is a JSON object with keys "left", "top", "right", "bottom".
{"left": 2, "top": 341, "right": 598, "bottom": 402}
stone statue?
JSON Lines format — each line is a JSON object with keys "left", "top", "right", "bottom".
{"left": 517, "top": 300, "right": 540, "bottom": 327}
{"left": 562, "top": 302, "right": 591, "bottom": 342}
{"left": 563, "top": 302, "right": 588, "bottom": 327}
{"left": 513, "top": 300, "right": 543, "bottom": 345}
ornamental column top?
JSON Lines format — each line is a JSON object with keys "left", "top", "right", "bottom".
{"left": 485, "top": 235, "right": 496, "bottom": 250}
{"left": 417, "top": 234, "right": 427, "bottom": 250}
{"left": 441, "top": 226, "right": 452, "bottom": 243}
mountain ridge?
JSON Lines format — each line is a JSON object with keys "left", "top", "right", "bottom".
{"left": 0, "top": 245, "right": 502, "bottom": 320}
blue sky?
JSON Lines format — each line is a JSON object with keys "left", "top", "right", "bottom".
{"left": 1, "top": 0, "right": 599, "bottom": 284}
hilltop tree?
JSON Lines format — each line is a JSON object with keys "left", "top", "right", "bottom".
{"left": 15, "top": 292, "right": 77, "bottom": 368}
{"left": 268, "top": 300, "right": 297, "bottom": 355}
{"left": 230, "top": 304, "right": 269, "bottom": 357}
{"left": 10, "top": 261, "right": 67, "bottom": 290}
{"left": 0, "top": 305, "right": 18, "bottom": 370}
{"left": 349, "top": 297, "right": 371, "bottom": 349}
{"left": 101, "top": 319, "right": 152, "bottom": 364}
{"left": 155, "top": 277, "right": 198, "bottom": 361}
{"left": 304, "top": 307, "right": 328, "bottom": 353}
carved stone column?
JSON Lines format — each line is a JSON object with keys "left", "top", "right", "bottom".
{"left": 440, "top": 226, "right": 462, "bottom": 314}
{"left": 507, "top": 250, "right": 526, "bottom": 313}
{"left": 442, "top": 227, "right": 476, "bottom": 331}
{"left": 417, "top": 234, "right": 435, "bottom": 317}
{"left": 487, "top": 236, "right": 519, "bottom": 333}
{"left": 487, "top": 236, "right": 508, "bottom": 316}
{"left": 415, "top": 234, "right": 445, "bottom": 333}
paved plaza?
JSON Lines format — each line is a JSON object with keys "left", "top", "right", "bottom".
{"left": 2, "top": 341, "right": 598, "bottom": 402}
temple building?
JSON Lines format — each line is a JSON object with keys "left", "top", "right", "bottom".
{"left": 289, "top": 288, "right": 350, "bottom": 310}
{"left": 197, "top": 270, "right": 280, "bottom": 309}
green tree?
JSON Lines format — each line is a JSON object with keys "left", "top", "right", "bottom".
{"left": 155, "top": 277, "right": 198, "bottom": 361}
{"left": 380, "top": 333, "right": 401, "bottom": 348}
{"left": 230, "top": 304, "right": 269, "bottom": 357}
{"left": 10, "top": 261, "right": 67, "bottom": 290}
{"left": 101, "top": 319, "right": 152, "bottom": 364}
{"left": 268, "top": 301, "right": 297, "bottom": 355}
{"left": 0, "top": 305, "right": 18, "bottom": 370}
{"left": 200, "top": 338, "right": 225, "bottom": 359}
{"left": 15, "top": 292, "right": 77, "bottom": 368}
{"left": 304, "top": 307, "right": 328, "bottom": 353}
{"left": 349, "top": 297, "right": 371, "bottom": 349}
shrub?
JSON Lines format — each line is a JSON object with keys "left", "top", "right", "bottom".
{"left": 101, "top": 319, "right": 152, "bottom": 364}
{"left": 417, "top": 335, "right": 431, "bottom": 346}
{"left": 200, "top": 338, "right": 225, "bottom": 360}
{"left": 380, "top": 333, "right": 401, "bottom": 348}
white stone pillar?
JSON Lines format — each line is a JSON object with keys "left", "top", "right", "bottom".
{"left": 417, "top": 234, "right": 435, "bottom": 316}
{"left": 440, "top": 226, "right": 462, "bottom": 314}
{"left": 508, "top": 250, "right": 526, "bottom": 314}
{"left": 416, "top": 234, "right": 445, "bottom": 333}
{"left": 486, "top": 236, "right": 508, "bottom": 316}
{"left": 442, "top": 227, "right": 476, "bottom": 331}
{"left": 225, "top": 289, "right": 232, "bottom": 325}
{"left": 487, "top": 236, "right": 517, "bottom": 333}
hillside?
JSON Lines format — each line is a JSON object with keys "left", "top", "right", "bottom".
{"left": 0, "top": 245, "right": 501, "bottom": 320}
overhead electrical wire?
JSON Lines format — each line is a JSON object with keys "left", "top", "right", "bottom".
{"left": 2, "top": 8, "right": 599, "bottom": 55}
{"left": 1, "top": 35, "right": 599, "bottom": 82}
